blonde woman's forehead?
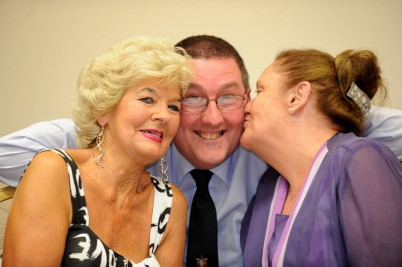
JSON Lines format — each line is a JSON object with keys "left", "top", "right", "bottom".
{"left": 127, "top": 81, "right": 180, "bottom": 97}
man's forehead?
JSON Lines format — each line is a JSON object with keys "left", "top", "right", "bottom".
{"left": 191, "top": 57, "right": 239, "bottom": 69}
{"left": 191, "top": 58, "right": 242, "bottom": 81}
{"left": 187, "top": 58, "right": 245, "bottom": 95}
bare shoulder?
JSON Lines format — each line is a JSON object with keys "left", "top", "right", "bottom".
{"left": 15, "top": 149, "right": 72, "bottom": 205}
{"left": 170, "top": 182, "right": 188, "bottom": 210}
{"left": 3, "top": 149, "right": 73, "bottom": 266}
{"left": 10, "top": 149, "right": 73, "bottom": 228}
{"left": 22, "top": 150, "right": 69, "bottom": 184}
{"left": 170, "top": 183, "right": 187, "bottom": 206}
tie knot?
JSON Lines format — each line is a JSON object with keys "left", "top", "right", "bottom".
{"left": 190, "top": 169, "right": 213, "bottom": 189}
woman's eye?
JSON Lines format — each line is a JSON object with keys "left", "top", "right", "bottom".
{"left": 168, "top": 104, "right": 180, "bottom": 112}
{"left": 138, "top": 97, "right": 155, "bottom": 104}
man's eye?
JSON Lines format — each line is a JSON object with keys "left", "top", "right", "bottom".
{"left": 219, "top": 95, "right": 235, "bottom": 100}
{"left": 138, "top": 97, "right": 155, "bottom": 104}
{"left": 168, "top": 104, "right": 180, "bottom": 112}
{"left": 183, "top": 96, "right": 206, "bottom": 105}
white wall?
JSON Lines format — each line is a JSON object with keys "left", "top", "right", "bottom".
{"left": 1, "top": 0, "right": 401, "bottom": 136}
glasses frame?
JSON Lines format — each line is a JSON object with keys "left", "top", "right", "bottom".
{"left": 181, "top": 94, "right": 246, "bottom": 113}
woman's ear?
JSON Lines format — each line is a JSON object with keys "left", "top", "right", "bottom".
{"left": 287, "top": 81, "right": 312, "bottom": 113}
{"left": 97, "top": 115, "right": 109, "bottom": 127}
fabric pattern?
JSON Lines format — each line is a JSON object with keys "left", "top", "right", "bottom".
{"left": 50, "top": 149, "right": 172, "bottom": 267}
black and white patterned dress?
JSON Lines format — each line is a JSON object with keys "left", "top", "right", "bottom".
{"left": 49, "top": 149, "right": 173, "bottom": 267}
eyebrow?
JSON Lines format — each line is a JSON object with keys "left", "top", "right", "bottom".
{"left": 188, "top": 81, "right": 242, "bottom": 93}
{"left": 139, "top": 87, "right": 157, "bottom": 94}
{"left": 220, "top": 82, "right": 242, "bottom": 91}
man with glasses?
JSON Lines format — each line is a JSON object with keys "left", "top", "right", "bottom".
{"left": 157, "top": 35, "right": 268, "bottom": 266}
{"left": 1, "top": 35, "right": 402, "bottom": 266}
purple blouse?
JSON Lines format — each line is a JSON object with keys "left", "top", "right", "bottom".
{"left": 267, "top": 214, "right": 288, "bottom": 266}
{"left": 241, "top": 132, "right": 402, "bottom": 267}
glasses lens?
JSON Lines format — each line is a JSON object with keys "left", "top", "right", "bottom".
{"left": 182, "top": 96, "right": 208, "bottom": 112}
{"left": 217, "top": 95, "right": 244, "bottom": 111}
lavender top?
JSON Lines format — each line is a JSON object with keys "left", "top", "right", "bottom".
{"left": 241, "top": 132, "right": 402, "bottom": 267}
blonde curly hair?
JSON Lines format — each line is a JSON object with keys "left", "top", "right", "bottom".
{"left": 72, "top": 36, "right": 193, "bottom": 148}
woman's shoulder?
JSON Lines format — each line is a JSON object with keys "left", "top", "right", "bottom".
{"left": 27, "top": 149, "right": 71, "bottom": 176}
{"left": 16, "top": 149, "right": 72, "bottom": 195}
{"left": 328, "top": 132, "right": 395, "bottom": 158}
{"left": 327, "top": 132, "right": 401, "bottom": 177}
{"left": 13, "top": 149, "right": 73, "bottom": 220}
{"left": 170, "top": 182, "right": 187, "bottom": 204}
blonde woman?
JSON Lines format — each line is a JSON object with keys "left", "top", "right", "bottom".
{"left": 3, "top": 36, "right": 193, "bottom": 267}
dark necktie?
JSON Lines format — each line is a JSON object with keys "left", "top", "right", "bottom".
{"left": 186, "top": 169, "right": 219, "bottom": 267}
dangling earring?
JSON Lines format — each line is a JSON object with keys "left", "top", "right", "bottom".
{"left": 93, "top": 125, "right": 105, "bottom": 168}
{"left": 159, "top": 155, "right": 168, "bottom": 182}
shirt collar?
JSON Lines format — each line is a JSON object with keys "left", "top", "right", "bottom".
{"left": 169, "top": 143, "right": 242, "bottom": 188}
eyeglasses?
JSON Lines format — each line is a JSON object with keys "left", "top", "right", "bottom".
{"left": 181, "top": 94, "right": 246, "bottom": 113}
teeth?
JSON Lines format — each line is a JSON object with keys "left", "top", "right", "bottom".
{"left": 197, "top": 131, "right": 223, "bottom": 140}
{"left": 142, "top": 130, "right": 162, "bottom": 138}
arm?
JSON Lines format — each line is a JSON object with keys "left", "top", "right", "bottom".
{"left": 363, "top": 105, "right": 402, "bottom": 160}
{"left": 2, "top": 151, "right": 72, "bottom": 266}
{"left": 0, "top": 119, "right": 77, "bottom": 187}
{"left": 156, "top": 184, "right": 188, "bottom": 266}
{"left": 340, "top": 141, "right": 402, "bottom": 266}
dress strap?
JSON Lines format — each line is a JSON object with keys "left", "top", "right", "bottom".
{"left": 46, "top": 149, "right": 89, "bottom": 226}
{"left": 148, "top": 176, "right": 173, "bottom": 255}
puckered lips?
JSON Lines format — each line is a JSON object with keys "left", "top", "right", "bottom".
{"left": 243, "top": 114, "right": 250, "bottom": 126}
{"left": 195, "top": 130, "right": 225, "bottom": 140}
{"left": 140, "top": 129, "right": 163, "bottom": 143}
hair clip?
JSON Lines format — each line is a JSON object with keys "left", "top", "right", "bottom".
{"left": 346, "top": 82, "right": 371, "bottom": 116}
